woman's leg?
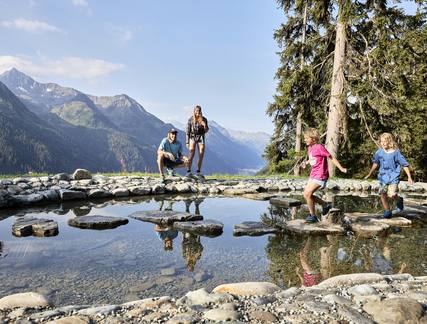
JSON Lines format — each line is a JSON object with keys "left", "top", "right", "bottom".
{"left": 187, "top": 141, "right": 196, "bottom": 172}
{"left": 197, "top": 143, "right": 205, "bottom": 172}
{"left": 303, "top": 181, "right": 322, "bottom": 216}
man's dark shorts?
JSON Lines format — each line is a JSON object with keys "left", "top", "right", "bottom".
{"left": 164, "top": 157, "right": 184, "bottom": 168}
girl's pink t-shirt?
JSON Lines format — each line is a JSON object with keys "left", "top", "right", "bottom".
{"left": 308, "top": 144, "right": 331, "bottom": 180}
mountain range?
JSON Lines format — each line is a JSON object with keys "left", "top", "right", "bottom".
{"left": 0, "top": 68, "right": 269, "bottom": 175}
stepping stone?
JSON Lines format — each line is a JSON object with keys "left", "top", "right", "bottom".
{"left": 173, "top": 219, "right": 223, "bottom": 236}
{"left": 350, "top": 222, "right": 389, "bottom": 238}
{"left": 281, "top": 219, "right": 345, "bottom": 235}
{"left": 68, "top": 215, "right": 128, "bottom": 230}
{"left": 130, "top": 210, "right": 203, "bottom": 225}
{"left": 270, "top": 197, "right": 302, "bottom": 207}
{"left": 371, "top": 217, "right": 412, "bottom": 227}
{"left": 12, "top": 216, "right": 58, "bottom": 237}
{"left": 242, "top": 193, "right": 278, "bottom": 201}
{"left": 233, "top": 221, "right": 280, "bottom": 236}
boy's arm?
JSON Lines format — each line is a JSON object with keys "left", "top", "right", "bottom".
{"left": 402, "top": 166, "right": 414, "bottom": 184}
{"left": 364, "top": 163, "right": 378, "bottom": 179}
{"left": 329, "top": 156, "right": 347, "bottom": 173}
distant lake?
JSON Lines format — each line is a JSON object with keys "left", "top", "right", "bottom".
{"left": 0, "top": 194, "right": 425, "bottom": 306}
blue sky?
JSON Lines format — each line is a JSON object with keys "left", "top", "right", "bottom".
{"left": 0, "top": 1, "right": 419, "bottom": 133}
{"left": 0, "top": 0, "right": 285, "bottom": 133}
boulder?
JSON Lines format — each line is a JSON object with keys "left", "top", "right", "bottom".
{"left": 72, "top": 169, "right": 92, "bottom": 180}
{"left": 59, "top": 189, "right": 87, "bottom": 201}
{"left": 177, "top": 288, "right": 233, "bottom": 306}
{"left": 363, "top": 298, "right": 424, "bottom": 324}
{"left": 88, "top": 189, "right": 112, "bottom": 199}
{"left": 12, "top": 216, "right": 58, "bottom": 237}
{"left": 212, "top": 282, "right": 281, "bottom": 296}
{"left": 53, "top": 173, "right": 71, "bottom": 181}
{"left": 233, "top": 221, "right": 280, "bottom": 236}
{"left": 12, "top": 193, "right": 44, "bottom": 205}
{"left": 68, "top": 215, "right": 128, "bottom": 230}
{"left": 0, "top": 292, "right": 50, "bottom": 310}
{"left": 317, "top": 273, "right": 384, "bottom": 288}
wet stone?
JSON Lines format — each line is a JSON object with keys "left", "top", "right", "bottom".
{"left": 282, "top": 219, "right": 345, "bottom": 235}
{"left": 12, "top": 216, "right": 58, "bottom": 237}
{"left": 68, "top": 215, "right": 128, "bottom": 230}
{"left": 130, "top": 210, "right": 203, "bottom": 225}
{"left": 270, "top": 197, "right": 302, "bottom": 207}
{"left": 59, "top": 189, "right": 87, "bottom": 201}
{"left": 173, "top": 219, "right": 223, "bottom": 236}
{"left": 233, "top": 221, "right": 280, "bottom": 236}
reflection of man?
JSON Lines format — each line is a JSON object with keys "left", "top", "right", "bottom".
{"left": 157, "top": 128, "right": 189, "bottom": 181}
{"left": 0, "top": 241, "right": 3, "bottom": 257}
{"left": 182, "top": 233, "right": 203, "bottom": 272}
{"left": 155, "top": 225, "right": 178, "bottom": 251}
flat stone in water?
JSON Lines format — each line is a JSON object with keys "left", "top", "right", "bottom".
{"left": 350, "top": 222, "right": 389, "bottom": 237}
{"left": 233, "top": 221, "right": 280, "bottom": 237}
{"left": 173, "top": 219, "right": 223, "bottom": 236}
{"left": 270, "top": 197, "right": 302, "bottom": 207}
{"left": 68, "top": 215, "right": 128, "bottom": 230}
{"left": 241, "top": 193, "right": 278, "bottom": 201}
{"left": 12, "top": 216, "right": 58, "bottom": 237}
{"left": 130, "top": 210, "right": 203, "bottom": 225}
{"left": 282, "top": 219, "right": 345, "bottom": 235}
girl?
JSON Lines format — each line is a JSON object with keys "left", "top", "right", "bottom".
{"left": 302, "top": 128, "right": 347, "bottom": 223}
{"left": 364, "top": 133, "right": 413, "bottom": 218}
{"left": 186, "top": 105, "right": 209, "bottom": 178}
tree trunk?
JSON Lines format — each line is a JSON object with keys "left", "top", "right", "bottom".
{"left": 294, "top": 4, "right": 308, "bottom": 176}
{"left": 325, "top": 5, "right": 347, "bottom": 177}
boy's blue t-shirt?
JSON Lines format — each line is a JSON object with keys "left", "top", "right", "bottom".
{"left": 372, "top": 148, "right": 409, "bottom": 184}
{"left": 158, "top": 138, "right": 182, "bottom": 160}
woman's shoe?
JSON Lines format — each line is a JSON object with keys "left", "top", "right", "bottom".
{"left": 305, "top": 215, "right": 319, "bottom": 223}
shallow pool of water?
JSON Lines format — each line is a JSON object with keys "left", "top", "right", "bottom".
{"left": 0, "top": 194, "right": 426, "bottom": 306}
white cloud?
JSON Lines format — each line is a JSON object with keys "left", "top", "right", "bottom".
{"left": 109, "top": 26, "right": 135, "bottom": 43}
{"left": 1, "top": 18, "right": 62, "bottom": 33}
{"left": 0, "top": 55, "right": 124, "bottom": 80}
{"left": 72, "top": 0, "right": 88, "bottom": 7}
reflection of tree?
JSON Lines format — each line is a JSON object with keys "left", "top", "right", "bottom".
{"left": 182, "top": 233, "right": 204, "bottom": 272}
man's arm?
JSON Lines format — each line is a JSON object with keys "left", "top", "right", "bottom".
{"left": 186, "top": 119, "right": 191, "bottom": 146}
{"left": 329, "top": 156, "right": 347, "bottom": 173}
{"left": 364, "top": 163, "right": 378, "bottom": 179}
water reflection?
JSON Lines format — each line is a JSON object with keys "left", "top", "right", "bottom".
{"left": 182, "top": 233, "right": 203, "bottom": 271}
{"left": 155, "top": 225, "right": 178, "bottom": 251}
{"left": 0, "top": 241, "right": 4, "bottom": 257}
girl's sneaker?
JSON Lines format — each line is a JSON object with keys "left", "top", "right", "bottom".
{"left": 305, "top": 215, "right": 319, "bottom": 223}
{"left": 383, "top": 210, "right": 392, "bottom": 219}
{"left": 196, "top": 172, "right": 205, "bottom": 180}
{"left": 322, "top": 203, "right": 332, "bottom": 215}
{"left": 396, "top": 197, "right": 404, "bottom": 212}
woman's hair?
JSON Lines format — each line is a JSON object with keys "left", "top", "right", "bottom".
{"left": 304, "top": 128, "right": 320, "bottom": 142}
{"left": 192, "top": 105, "right": 203, "bottom": 124}
{"left": 379, "top": 132, "right": 397, "bottom": 149}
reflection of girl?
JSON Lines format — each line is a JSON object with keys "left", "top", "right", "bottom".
{"left": 296, "top": 236, "right": 333, "bottom": 287}
{"left": 186, "top": 106, "right": 209, "bottom": 178}
{"left": 182, "top": 233, "right": 203, "bottom": 272}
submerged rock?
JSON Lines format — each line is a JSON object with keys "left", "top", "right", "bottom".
{"left": 173, "top": 219, "right": 223, "bottom": 236}
{"left": 233, "top": 221, "right": 280, "bottom": 236}
{"left": 130, "top": 210, "right": 203, "bottom": 225}
{"left": 12, "top": 216, "right": 58, "bottom": 237}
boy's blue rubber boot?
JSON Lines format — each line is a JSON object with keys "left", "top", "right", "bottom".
{"left": 322, "top": 203, "right": 332, "bottom": 215}
{"left": 383, "top": 210, "right": 392, "bottom": 219}
{"left": 305, "top": 215, "right": 319, "bottom": 223}
{"left": 396, "top": 197, "right": 404, "bottom": 212}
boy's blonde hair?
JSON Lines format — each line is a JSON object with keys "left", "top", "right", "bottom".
{"left": 379, "top": 132, "right": 397, "bottom": 149}
{"left": 304, "top": 128, "right": 320, "bottom": 142}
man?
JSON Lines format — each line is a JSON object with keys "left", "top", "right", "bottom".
{"left": 157, "top": 128, "right": 189, "bottom": 181}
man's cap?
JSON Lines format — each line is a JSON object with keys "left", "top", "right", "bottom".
{"left": 168, "top": 128, "right": 178, "bottom": 134}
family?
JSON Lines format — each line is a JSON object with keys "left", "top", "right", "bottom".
{"left": 156, "top": 106, "right": 414, "bottom": 223}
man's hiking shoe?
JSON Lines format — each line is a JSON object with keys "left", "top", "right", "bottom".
{"left": 395, "top": 197, "right": 404, "bottom": 212}
{"left": 186, "top": 171, "right": 193, "bottom": 178}
{"left": 166, "top": 168, "right": 176, "bottom": 177}
{"left": 322, "top": 203, "right": 332, "bottom": 216}
{"left": 305, "top": 215, "right": 319, "bottom": 223}
{"left": 160, "top": 174, "right": 166, "bottom": 184}
{"left": 196, "top": 172, "right": 205, "bottom": 180}
{"left": 383, "top": 210, "right": 392, "bottom": 219}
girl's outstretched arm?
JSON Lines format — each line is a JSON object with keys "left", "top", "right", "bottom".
{"left": 329, "top": 156, "right": 347, "bottom": 173}
{"left": 402, "top": 166, "right": 414, "bottom": 184}
{"left": 364, "top": 163, "right": 378, "bottom": 179}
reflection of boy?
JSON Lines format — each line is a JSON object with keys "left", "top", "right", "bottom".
{"left": 155, "top": 225, "right": 178, "bottom": 251}
{"left": 182, "top": 233, "right": 203, "bottom": 272}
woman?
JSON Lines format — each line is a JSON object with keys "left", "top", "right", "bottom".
{"left": 186, "top": 105, "right": 209, "bottom": 178}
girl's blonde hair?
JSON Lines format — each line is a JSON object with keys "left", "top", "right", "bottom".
{"left": 379, "top": 132, "right": 397, "bottom": 149}
{"left": 304, "top": 128, "right": 320, "bottom": 143}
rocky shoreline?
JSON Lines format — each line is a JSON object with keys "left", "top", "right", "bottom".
{"left": 0, "top": 273, "right": 426, "bottom": 323}
{"left": 1, "top": 169, "right": 426, "bottom": 210}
